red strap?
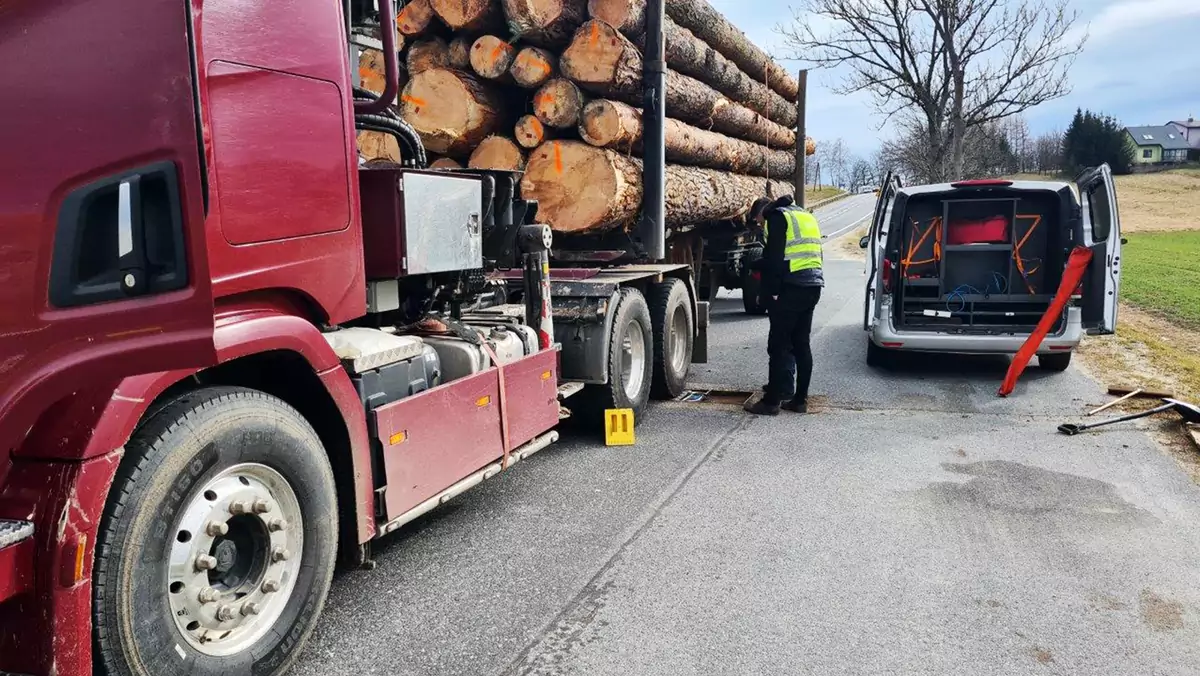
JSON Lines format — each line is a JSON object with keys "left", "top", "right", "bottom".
{"left": 478, "top": 338, "right": 512, "bottom": 468}
{"left": 998, "top": 246, "right": 1093, "bottom": 397}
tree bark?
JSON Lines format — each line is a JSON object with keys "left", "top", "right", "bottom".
{"left": 521, "top": 140, "right": 789, "bottom": 233}
{"left": 587, "top": 0, "right": 799, "bottom": 101}
{"left": 509, "top": 46, "right": 559, "bottom": 89}
{"left": 533, "top": 77, "right": 586, "bottom": 129}
{"left": 429, "top": 157, "right": 464, "bottom": 169}
{"left": 588, "top": 2, "right": 795, "bottom": 127}
{"left": 430, "top": 0, "right": 503, "bottom": 32}
{"left": 447, "top": 35, "right": 473, "bottom": 69}
{"left": 468, "top": 135, "right": 526, "bottom": 170}
{"left": 400, "top": 68, "right": 504, "bottom": 157}
{"left": 469, "top": 35, "right": 516, "bottom": 81}
{"left": 515, "top": 114, "right": 554, "bottom": 148}
{"left": 406, "top": 36, "right": 450, "bottom": 74}
{"left": 578, "top": 100, "right": 795, "bottom": 178}
{"left": 501, "top": 0, "right": 588, "bottom": 47}
{"left": 398, "top": 0, "right": 438, "bottom": 37}
{"left": 561, "top": 21, "right": 795, "bottom": 148}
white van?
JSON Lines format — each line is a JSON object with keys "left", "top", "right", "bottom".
{"left": 860, "top": 167, "right": 1122, "bottom": 371}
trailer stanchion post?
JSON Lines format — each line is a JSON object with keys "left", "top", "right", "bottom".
{"left": 637, "top": 0, "right": 666, "bottom": 260}
{"left": 794, "top": 69, "right": 808, "bottom": 208}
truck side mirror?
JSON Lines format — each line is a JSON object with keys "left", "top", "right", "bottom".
{"left": 859, "top": 235, "right": 870, "bottom": 249}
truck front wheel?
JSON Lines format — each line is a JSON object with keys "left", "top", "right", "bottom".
{"left": 93, "top": 387, "right": 338, "bottom": 676}
{"left": 649, "top": 278, "right": 694, "bottom": 399}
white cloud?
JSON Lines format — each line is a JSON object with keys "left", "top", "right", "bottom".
{"left": 1070, "top": 0, "right": 1200, "bottom": 43}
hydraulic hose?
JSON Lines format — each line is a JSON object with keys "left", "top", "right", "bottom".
{"left": 352, "top": 87, "right": 427, "bottom": 167}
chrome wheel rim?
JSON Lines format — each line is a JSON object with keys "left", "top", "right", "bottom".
{"left": 166, "top": 463, "right": 304, "bottom": 656}
{"left": 621, "top": 320, "right": 647, "bottom": 400}
{"left": 669, "top": 304, "right": 689, "bottom": 376}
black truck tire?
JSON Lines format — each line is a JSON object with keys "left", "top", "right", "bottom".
{"left": 649, "top": 278, "right": 694, "bottom": 400}
{"left": 741, "top": 247, "right": 768, "bottom": 315}
{"left": 575, "top": 288, "right": 654, "bottom": 428}
{"left": 93, "top": 387, "right": 338, "bottom": 676}
{"left": 1038, "top": 352, "right": 1072, "bottom": 372}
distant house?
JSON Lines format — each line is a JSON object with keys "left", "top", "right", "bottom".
{"left": 1166, "top": 117, "right": 1200, "bottom": 161}
{"left": 1126, "top": 125, "right": 1192, "bottom": 165}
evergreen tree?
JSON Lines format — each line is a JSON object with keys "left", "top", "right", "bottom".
{"left": 1062, "top": 109, "right": 1134, "bottom": 175}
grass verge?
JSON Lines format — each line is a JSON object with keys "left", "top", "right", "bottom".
{"left": 1122, "top": 230, "right": 1200, "bottom": 328}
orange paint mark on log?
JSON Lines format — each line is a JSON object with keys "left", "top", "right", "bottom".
{"left": 530, "top": 117, "right": 544, "bottom": 137}
{"left": 590, "top": 22, "right": 600, "bottom": 45}
{"left": 535, "top": 92, "right": 555, "bottom": 108}
{"left": 490, "top": 44, "right": 510, "bottom": 62}
{"left": 402, "top": 94, "right": 427, "bottom": 106}
{"left": 553, "top": 142, "right": 563, "bottom": 173}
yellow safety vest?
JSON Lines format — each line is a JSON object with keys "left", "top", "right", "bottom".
{"left": 766, "top": 207, "right": 823, "bottom": 272}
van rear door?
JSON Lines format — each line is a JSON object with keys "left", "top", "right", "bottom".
{"left": 1074, "top": 164, "right": 1122, "bottom": 335}
{"left": 863, "top": 173, "right": 899, "bottom": 330}
{"left": 0, "top": 0, "right": 218, "bottom": 453}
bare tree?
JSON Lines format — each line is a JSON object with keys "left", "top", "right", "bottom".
{"left": 849, "top": 157, "right": 874, "bottom": 190}
{"left": 818, "top": 137, "right": 849, "bottom": 188}
{"left": 870, "top": 149, "right": 890, "bottom": 184}
{"left": 778, "top": 0, "right": 1085, "bottom": 180}
{"left": 1034, "top": 129, "right": 1063, "bottom": 174}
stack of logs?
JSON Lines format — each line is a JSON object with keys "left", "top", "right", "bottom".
{"left": 357, "top": 0, "right": 817, "bottom": 234}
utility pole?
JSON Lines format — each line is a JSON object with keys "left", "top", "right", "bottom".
{"left": 793, "top": 69, "right": 808, "bottom": 208}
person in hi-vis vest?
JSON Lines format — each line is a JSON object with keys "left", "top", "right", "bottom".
{"left": 745, "top": 195, "right": 824, "bottom": 415}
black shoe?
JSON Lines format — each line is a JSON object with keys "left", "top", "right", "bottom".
{"left": 744, "top": 399, "right": 781, "bottom": 416}
{"left": 781, "top": 399, "right": 808, "bottom": 413}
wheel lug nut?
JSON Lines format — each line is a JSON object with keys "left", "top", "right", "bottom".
{"left": 205, "top": 521, "right": 229, "bottom": 537}
{"left": 229, "top": 500, "right": 249, "bottom": 515}
{"left": 271, "top": 546, "right": 290, "bottom": 563}
{"left": 198, "top": 587, "right": 219, "bottom": 604}
{"left": 195, "top": 554, "right": 218, "bottom": 571}
{"left": 268, "top": 518, "right": 288, "bottom": 532}
{"left": 252, "top": 499, "right": 271, "bottom": 514}
{"left": 261, "top": 579, "right": 280, "bottom": 593}
{"left": 241, "top": 601, "right": 261, "bottom": 616}
{"left": 216, "top": 605, "right": 236, "bottom": 621}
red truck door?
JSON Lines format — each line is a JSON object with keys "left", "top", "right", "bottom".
{"left": 0, "top": 1, "right": 217, "bottom": 451}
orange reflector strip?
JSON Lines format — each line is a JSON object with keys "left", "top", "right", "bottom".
{"left": 541, "top": 371, "right": 552, "bottom": 381}
{"left": 476, "top": 396, "right": 491, "bottom": 407}
{"left": 73, "top": 534, "right": 87, "bottom": 584}
{"left": 389, "top": 431, "right": 407, "bottom": 445}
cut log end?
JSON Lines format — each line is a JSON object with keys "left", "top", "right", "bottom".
{"left": 357, "top": 131, "right": 402, "bottom": 163}
{"left": 502, "top": 0, "right": 588, "bottom": 46}
{"left": 587, "top": 0, "right": 642, "bottom": 35}
{"left": 430, "top": 0, "right": 501, "bottom": 31}
{"left": 578, "top": 99, "right": 640, "bottom": 148}
{"left": 469, "top": 35, "right": 516, "bottom": 80}
{"left": 515, "top": 114, "right": 549, "bottom": 149}
{"left": 429, "top": 157, "right": 464, "bottom": 169}
{"left": 533, "top": 77, "right": 586, "bottom": 129}
{"left": 468, "top": 135, "right": 526, "bottom": 170}
{"left": 560, "top": 20, "right": 628, "bottom": 88}
{"left": 406, "top": 36, "right": 450, "bottom": 74}
{"left": 397, "top": 0, "right": 437, "bottom": 36}
{"left": 400, "top": 68, "right": 502, "bottom": 156}
{"left": 358, "top": 49, "right": 406, "bottom": 99}
{"left": 447, "top": 36, "right": 473, "bottom": 69}
{"left": 510, "top": 46, "right": 558, "bottom": 89}
{"left": 522, "top": 141, "right": 641, "bottom": 233}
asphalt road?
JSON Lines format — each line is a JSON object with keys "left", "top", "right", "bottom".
{"left": 295, "top": 194, "right": 1200, "bottom": 675}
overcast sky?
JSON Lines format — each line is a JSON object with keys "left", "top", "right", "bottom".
{"left": 708, "top": 0, "right": 1200, "bottom": 159}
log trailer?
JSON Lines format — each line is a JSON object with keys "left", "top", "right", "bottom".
{"left": 0, "top": 0, "right": 789, "bottom": 674}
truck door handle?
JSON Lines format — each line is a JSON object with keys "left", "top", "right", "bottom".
{"left": 50, "top": 161, "right": 190, "bottom": 308}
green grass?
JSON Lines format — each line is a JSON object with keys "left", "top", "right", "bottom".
{"left": 1122, "top": 230, "right": 1200, "bottom": 328}
{"left": 804, "top": 186, "right": 844, "bottom": 204}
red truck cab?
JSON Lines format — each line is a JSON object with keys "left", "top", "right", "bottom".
{"left": 0, "top": 2, "right": 560, "bottom": 674}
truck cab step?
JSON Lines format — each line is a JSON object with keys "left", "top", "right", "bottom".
{"left": 0, "top": 520, "right": 33, "bottom": 550}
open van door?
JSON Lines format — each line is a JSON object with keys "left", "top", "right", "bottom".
{"left": 1074, "top": 164, "right": 1122, "bottom": 335}
{"left": 0, "top": 0, "right": 218, "bottom": 453}
{"left": 863, "top": 173, "right": 900, "bottom": 331}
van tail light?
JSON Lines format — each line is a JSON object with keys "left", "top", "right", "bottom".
{"left": 881, "top": 259, "right": 894, "bottom": 293}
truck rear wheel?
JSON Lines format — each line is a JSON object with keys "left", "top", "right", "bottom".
{"left": 649, "top": 278, "right": 694, "bottom": 400}
{"left": 93, "top": 387, "right": 337, "bottom": 676}
{"left": 741, "top": 247, "right": 768, "bottom": 315}
{"left": 575, "top": 288, "right": 654, "bottom": 427}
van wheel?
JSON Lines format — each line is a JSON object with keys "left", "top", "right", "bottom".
{"left": 649, "top": 279, "right": 694, "bottom": 400}
{"left": 1039, "top": 352, "right": 1072, "bottom": 372}
{"left": 93, "top": 387, "right": 337, "bottom": 676}
{"left": 576, "top": 288, "right": 654, "bottom": 427}
{"left": 866, "top": 339, "right": 893, "bottom": 369}
{"left": 741, "top": 248, "right": 768, "bottom": 315}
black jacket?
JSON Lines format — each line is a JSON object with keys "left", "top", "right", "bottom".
{"left": 758, "top": 195, "right": 825, "bottom": 295}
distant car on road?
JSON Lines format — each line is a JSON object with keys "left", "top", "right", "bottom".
{"left": 859, "top": 168, "right": 1123, "bottom": 371}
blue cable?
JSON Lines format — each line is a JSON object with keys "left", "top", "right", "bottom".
{"left": 946, "top": 272, "right": 1008, "bottom": 313}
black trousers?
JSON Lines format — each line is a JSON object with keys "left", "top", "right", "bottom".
{"left": 765, "top": 285, "right": 822, "bottom": 405}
